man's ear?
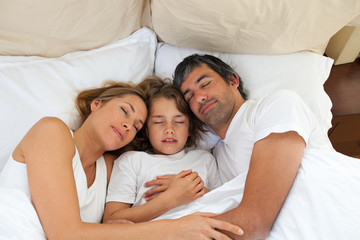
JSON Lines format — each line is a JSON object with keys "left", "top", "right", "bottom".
{"left": 229, "top": 73, "right": 240, "bottom": 89}
{"left": 90, "top": 99, "right": 101, "bottom": 111}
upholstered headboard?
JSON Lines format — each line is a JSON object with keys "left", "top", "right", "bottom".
{"left": 0, "top": 0, "right": 359, "bottom": 57}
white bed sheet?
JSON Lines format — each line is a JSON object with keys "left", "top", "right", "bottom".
{"left": 0, "top": 189, "right": 46, "bottom": 240}
{"left": 153, "top": 149, "right": 360, "bottom": 240}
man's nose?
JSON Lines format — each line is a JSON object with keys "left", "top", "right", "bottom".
{"left": 195, "top": 91, "right": 207, "bottom": 103}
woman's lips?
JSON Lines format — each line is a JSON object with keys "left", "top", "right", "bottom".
{"left": 111, "top": 126, "right": 124, "bottom": 140}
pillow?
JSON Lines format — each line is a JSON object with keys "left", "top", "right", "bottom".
{"left": 0, "top": 27, "right": 157, "bottom": 170}
{"left": 155, "top": 43, "right": 334, "bottom": 150}
{"left": 0, "top": 0, "right": 150, "bottom": 57}
{"left": 151, "top": 0, "right": 360, "bottom": 55}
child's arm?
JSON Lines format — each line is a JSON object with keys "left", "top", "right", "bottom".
{"left": 103, "top": 170, "right": 206, "bottom": 223}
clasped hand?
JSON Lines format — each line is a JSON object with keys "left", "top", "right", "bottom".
{"left": 143, "top": 169, "right": 207, "bottom": 205}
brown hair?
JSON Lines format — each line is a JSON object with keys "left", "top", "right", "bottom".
{"left": 75, "top": 81, "right": 146, "bottom": 123}
{"left": 135, "top": 75, "right": 206, "bottom": 152}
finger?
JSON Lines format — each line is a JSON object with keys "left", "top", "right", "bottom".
{"left": 194, "top": 187, "right": 206, "bottom": 199}
{"left": 144, "top": 185, "right": 166, "bottom": 198}
{"left": 145, "top": 194, "right": 158, "bottom": 201}
{"left": 176, "top": 169, "right": 193, "bottom": 178}
{"left": 208, "top": 218, "right": 244, "bottom": 236}
{"left": 156, "top": 175, "right": 171, "bottom": 179}
{"left": 186, "top": 171, "right": 200, "bottom": 181}
{"left": 207, "top": 228, "right": 233, "bottom": 240}
{"left": 191, "top": 212, "right": 219, "bottom": 218}
{"left": 188, "top": 175, "right": 203, "bottom": 188}
{"left": 144, "top": 178, "right": 167, "bottom": 187}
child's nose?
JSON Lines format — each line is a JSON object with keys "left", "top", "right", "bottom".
{"left": 165, "top": 124, "right": 174, "bottom": 134}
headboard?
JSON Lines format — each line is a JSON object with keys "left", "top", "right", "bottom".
{"left": 0, "top": 0, "right": 359, "bottom": 57}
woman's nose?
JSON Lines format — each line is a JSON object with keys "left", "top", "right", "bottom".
{"left": 122, "top": 122, "right": 131, "bottom": 131}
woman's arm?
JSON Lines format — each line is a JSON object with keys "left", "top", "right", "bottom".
{"left": 16, "top": 117, "right": 242, "bottom": 240}
{"left": 214, "top": 131, "right": 305, "bottom": 240}
{"left": 20, "top": 117, "right": 82, "bottom": 239}
{"left": 103, "top": 170, "right": 206, "bottom": 223}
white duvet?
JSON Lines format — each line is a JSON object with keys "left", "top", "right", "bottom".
{"left": 154, "top": 149, "right": 360, "bottom": 240}
{"left": 1, "top": 150, "right": 359, "bottom": 240}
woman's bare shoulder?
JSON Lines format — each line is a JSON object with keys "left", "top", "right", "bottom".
{"left": 14, "top": 117, "right": 75, "bottom": 162}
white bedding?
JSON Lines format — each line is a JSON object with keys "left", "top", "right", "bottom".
{"left": 153, "top": 149, "right": 360, "bottom": 240}
{"left": 1, "top": 27, "right": 359, "bottom": 240}
{"left": 1, "top": 150, "right": 359, "bottom": 240}
{"left": 0, "top": 189, "right": 46, "bottom": 240}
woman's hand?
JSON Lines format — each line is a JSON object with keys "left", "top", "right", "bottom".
{"left": 170, "top": 212, "right": 244, "bottom": 240}
{"left": 144, "top": 170, "right": 206, "bottom": 206}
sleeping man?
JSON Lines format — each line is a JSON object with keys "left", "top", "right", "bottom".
{"left": 145, "top": 53, "right": 360, "bottom": 240}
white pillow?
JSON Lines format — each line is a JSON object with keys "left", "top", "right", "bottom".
{"left": 155, "top": 43, "right": 334, "bottom": 150}
{"left": 0, "top": 27, "right": 157, "bottom": 170}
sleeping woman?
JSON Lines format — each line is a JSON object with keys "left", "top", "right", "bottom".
{"left": 0, "top": 79, "right": 243, "bottom": 240}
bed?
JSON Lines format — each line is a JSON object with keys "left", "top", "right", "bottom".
{"left": 1, "top": 1, "right": 360, "bottom": 239}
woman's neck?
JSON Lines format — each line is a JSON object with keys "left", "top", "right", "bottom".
{"left": 73, "top": 125, "right": 104, "bottom": 168}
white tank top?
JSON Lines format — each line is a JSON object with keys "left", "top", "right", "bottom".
{"left": 0, "top": 132, "right": 108, "bottom": 223}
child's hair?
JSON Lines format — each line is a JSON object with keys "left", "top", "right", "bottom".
{"left": 135, "top": 75, "right": 206, "bottom": 152}
{"left": 76, "top": 81, "right": 146, "bottom": 123}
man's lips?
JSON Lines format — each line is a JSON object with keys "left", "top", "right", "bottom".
{"left": 111, "top": 126, "right": 124, "bottom": 140}
{"left": 161, "top": 138, "right": 177, "bottom": 143}
{"left": 200, "top": 100, "right": 216, "bottom": 115}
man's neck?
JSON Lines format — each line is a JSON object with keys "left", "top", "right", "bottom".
{"left": 213, "top": 97, "right": 246, "bottom": 139}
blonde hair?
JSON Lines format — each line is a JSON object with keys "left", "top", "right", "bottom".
{"left": 76, "top": 81, "right": 145, "bottom": 123}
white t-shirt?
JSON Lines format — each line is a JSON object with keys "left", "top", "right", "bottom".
{"left": 106, "top": 149, "right": 221, "bottom": 207}
{"left": 214, "top": 89, "right": 330, "bottom": 183}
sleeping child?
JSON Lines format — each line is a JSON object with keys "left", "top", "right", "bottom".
{"left": 103, "top": 76, "right": 222, "bottom": 223}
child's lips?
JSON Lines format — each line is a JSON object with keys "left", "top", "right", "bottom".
{"left": 161, "top": 138, "right": 177, "bottom": 143}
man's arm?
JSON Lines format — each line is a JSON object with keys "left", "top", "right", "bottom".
{"left": 215, "top": 131, "right": 305, "bottom": 240}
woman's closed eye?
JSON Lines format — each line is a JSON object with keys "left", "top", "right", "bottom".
{"left": 121, "top": 107, "right": 127, "bottom": 115}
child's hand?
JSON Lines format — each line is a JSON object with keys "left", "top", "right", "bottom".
{"left": 144, "top": 170, "right": 193, "bottom": 201}
{"left": 144, "top": 169, "right": 207, "bottom": 206}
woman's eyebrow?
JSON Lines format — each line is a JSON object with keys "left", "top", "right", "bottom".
{"left": 124, "top": 102, "right": 135, "bottom": 112}
{"left": 124, "top": 102, "right": 144, "bottom": 125}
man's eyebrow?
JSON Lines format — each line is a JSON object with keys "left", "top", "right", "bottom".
{"left": 182, "top": 75, "right": 208, "bottom": 97}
